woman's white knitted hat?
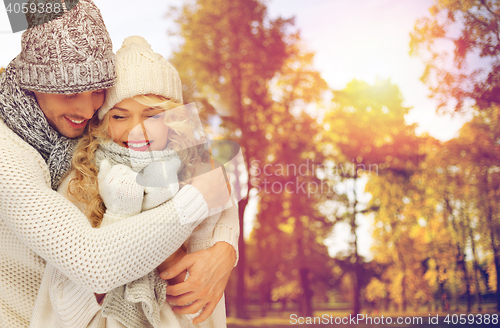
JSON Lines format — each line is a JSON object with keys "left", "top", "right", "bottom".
{"left": 99, "top": 36, "right": 183, "bottom": 119}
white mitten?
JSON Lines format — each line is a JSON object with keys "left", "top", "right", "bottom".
{"left": 136, "top": 158, "right": 181, "bottom": 187}
{"left": 98, "top": 160, "right": 145, "bottom": 216}
{"left": 141, "top": 158, "right": 181, "bottom": 211}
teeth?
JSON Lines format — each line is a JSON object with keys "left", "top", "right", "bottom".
{"left": 127, "top": 142, "right": 149, "bottom": 148}
{"left": 69, "top": 118, "right": 84, "bottom": 124}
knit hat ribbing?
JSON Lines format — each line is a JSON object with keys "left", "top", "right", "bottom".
{"left": 12, "top": 0, "right": 115, "bottom": 94}
{"left": 99, "top": 36, "right": 183, "bottom": 119}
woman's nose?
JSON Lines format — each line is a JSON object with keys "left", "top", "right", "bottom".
{"left": 127, "top": 121, "right": 148, "bottom": 140}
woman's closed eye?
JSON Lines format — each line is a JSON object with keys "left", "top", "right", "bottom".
{"left": 111, "top": 115, "right": 127, "bottom": 120}
{"left": 146, "top": 112, "right": 164, "bottom": 119}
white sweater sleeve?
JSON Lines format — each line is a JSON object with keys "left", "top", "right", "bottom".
{"left": 186, "top": 201, "right": 240, "bottom": 265}
{"left": 0, "top": 143, "right": 208, "bottom": 294}
{"left": 211, "top": 202, "right": 240, "bottom": 264}
{"left": 29, "top": 263, "right": 102, "bottom": 328}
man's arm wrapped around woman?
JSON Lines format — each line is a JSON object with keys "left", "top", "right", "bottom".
{"left": 29, "top": 162, "right": 239, "bottom": 327}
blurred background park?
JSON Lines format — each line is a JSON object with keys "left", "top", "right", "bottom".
{"left": 1, "top": 0, "right": 500, "bottom": 326}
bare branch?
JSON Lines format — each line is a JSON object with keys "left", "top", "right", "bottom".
{"left": 480, "top": 0, "right": 500, "bottom": 21}
{"left": 479, "top": 0, "right": 500, "bottom": 42}
{"left": 467, "top": 10, "right": 500, "bottom": 44}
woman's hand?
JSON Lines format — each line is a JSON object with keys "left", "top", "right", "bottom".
{"left": 97, "top": 160, "right": 144, "bottom": 215}
{"left": 159, "top": 242, "right": 236, "bottom": 324}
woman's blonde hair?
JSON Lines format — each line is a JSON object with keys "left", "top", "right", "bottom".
{"left": 68, "top": 94, "right": 207, "bottom": 227}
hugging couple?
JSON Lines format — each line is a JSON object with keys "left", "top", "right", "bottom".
{"left": 0, "top": 1, "right": 238, "bottom": 327}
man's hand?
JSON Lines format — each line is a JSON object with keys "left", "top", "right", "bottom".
{"left": 159, "top": 242, "right": 236, "bottom": 324}
{"left": 157, "top": 247, "right": 187, "bottom": 286}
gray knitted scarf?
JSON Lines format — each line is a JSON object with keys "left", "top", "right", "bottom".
{"left": 96, "top": 140, "right": 179, "bottom": 328}
{"left": 95, "top": 140, "right": 179, "bottom": 174}
{"left": 0, "top": 63, "right": 77, "bottom": 190}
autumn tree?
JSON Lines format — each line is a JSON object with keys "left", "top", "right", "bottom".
{"left": 368, "top": 106, "right": 500, "bottom": 312}
{"left": 411, "top": 1, "right": 500, "bottom": 307}
{"left": 435, "top": 141, "right": 481, "bottom": 312}
{"left": 249, "top": 112, "right": 332, "bottom": 316}
{"left": 367, "top": 171, "right": 432, "bottom": 312}
{"left": 168, "top": 0, "right": 329, "bottom": 317}
{"left": 440, "top": 106, "right": 500, "bottom": 310}
{"left": 366, "top": 134, "right": 471, "bottom": 312}
{"left": 410, "top": 0, "right": 500, "bottom": 112}
{"left": 323, "top": 79, "right": 424, "bottom": 314}
{"left": 246, "top": 41, "right": 332, "bottom": 317}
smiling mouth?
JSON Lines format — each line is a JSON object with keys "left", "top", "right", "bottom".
{"left": 65, "top": 116, "right": 87, "bottom": 128}
{"left": 126, "top": 141, "right": 152, "bottom": 151}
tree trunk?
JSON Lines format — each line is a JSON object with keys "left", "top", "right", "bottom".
{"left": 444, "top": 196, "right": 472, "bottom": 312}
{"left": 468, "top": 214, "right": 483, "bottom": 311}
{"left": 486, "top": 203, "right": 500, "bottom": 311}
{"left": 494, "top": 253, "right": 500, "bottom": 312}
{"left": 295, "top": 215, "right": 314, "bottom": 317}
{"left": 439, "top": 282, "right": 447, "bottom": 312}
{"left": 350, "top": 175, "right": 362, "bottom": 316}
{"left": 385, "top": 289, "right": 391, "bottom": 311}
{"left": 259, "top": 285, "right": 269, "bottom": 317}
{"left": 299, "top": 267, "right": 314, "bottom": 317}
{"left": 471, "top": 252, "right": 483, "bottom": 312}
{"left": 353, "top": 267, "right": 361, "bottom": 315}
{"left": 480, "top": 170, "right": 500, "bottom": 311}
{"left": 457, "top": 248, "right": 472, "bottom": 312}
{"left": 402, "top": 269, "right": 407, "bottom": 312}
{"left": 459, "top": 208, "right": 472, "bottom": 312}
{"left": 236, "top": 197, "right": 248, "bottom": 319}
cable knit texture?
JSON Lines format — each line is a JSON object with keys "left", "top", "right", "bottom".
{"left": 0, "top": 118, "right": 211, "bottom": 327}
{"left": 99, "top": 36, "right": 182, "bottom": 119}
{"left": 0, "top": 64, "right": 77, "bottom": 189}
{"left": 13, "top": 0, "right": 116, "bottom": 94}
{"left": 95, "top": 140, "right": 181, "bottom": 189}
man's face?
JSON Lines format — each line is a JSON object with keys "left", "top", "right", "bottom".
{"left": 33, "top": 90, "right": 106, "bottom": 138}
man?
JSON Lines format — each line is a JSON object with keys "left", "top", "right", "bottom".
{"left": 0, "top": 1, "right": 237, "bottom": 326}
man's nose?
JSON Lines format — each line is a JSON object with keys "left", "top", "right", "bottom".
{"left": 76, "top": 92, "right": 97, "bottom": 119}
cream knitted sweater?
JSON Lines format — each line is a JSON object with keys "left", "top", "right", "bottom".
{"left": 30, "top": 168, "right": 238, "bottom": 328}
{"left": 0, "top": 120, "right": 218, "bottom": 327}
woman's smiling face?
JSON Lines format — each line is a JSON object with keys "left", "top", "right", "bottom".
{"left": 107, "top": 97, "right": 170, "bottom": 151}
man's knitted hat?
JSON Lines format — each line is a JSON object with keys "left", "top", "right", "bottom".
{"left": 99, "top": 35, "right": 183, "bottom": 119}
{"left": 12, "top": 0, "right": 115, "bottom": 94}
